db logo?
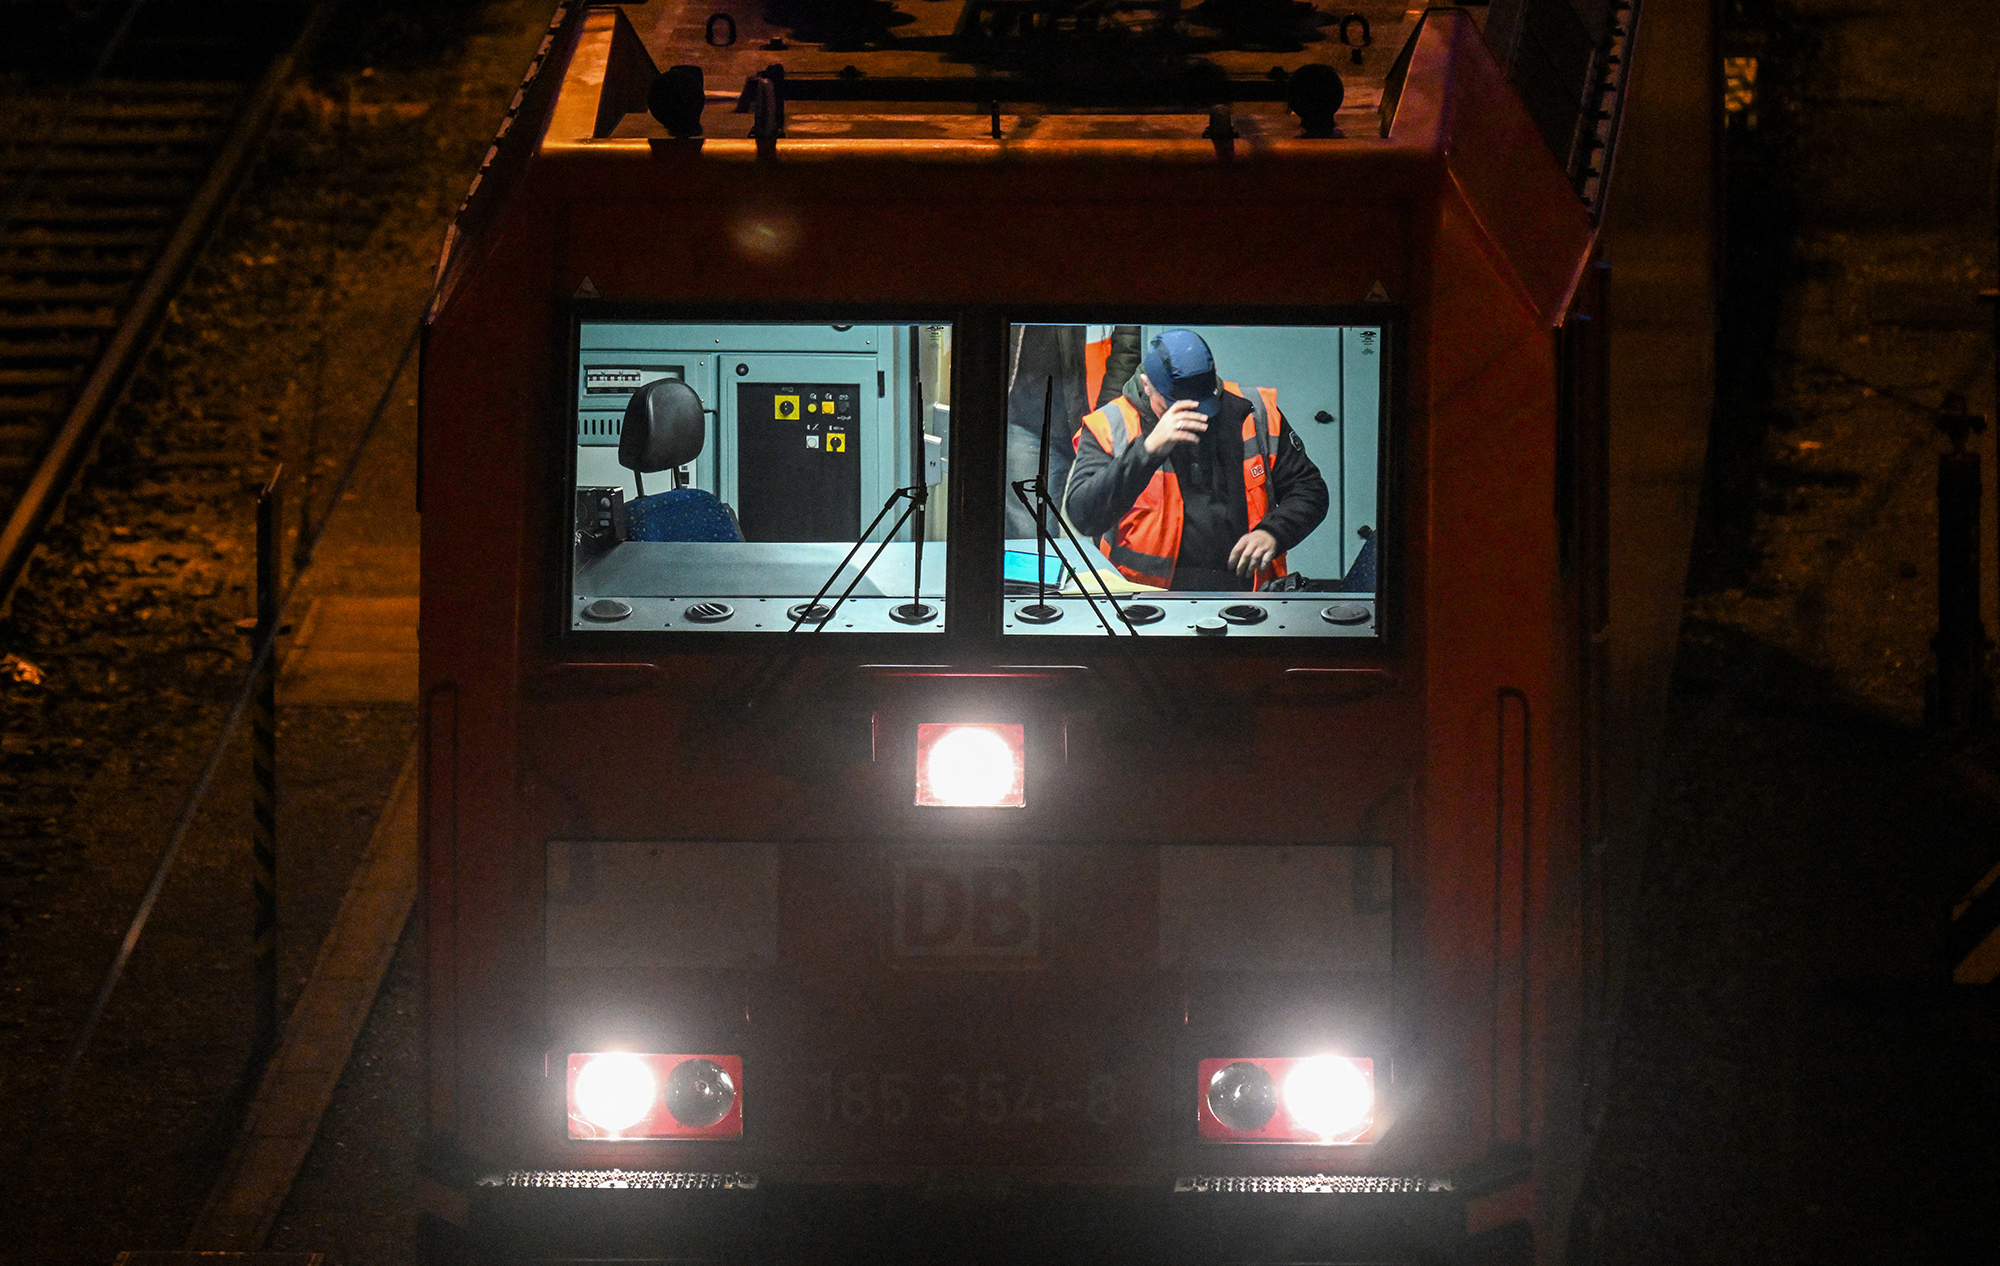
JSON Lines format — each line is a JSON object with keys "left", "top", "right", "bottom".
{"left": 891, "top": 854, "right": 1040, "bottom": 959}
{"left": 1247, "top": 458, "right": 1265, "bottom": 481}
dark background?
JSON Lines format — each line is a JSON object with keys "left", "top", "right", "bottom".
{"left": 0, "top": 0, "right": 1996, "bottom": 1262}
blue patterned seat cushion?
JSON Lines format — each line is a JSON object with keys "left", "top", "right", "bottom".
{"left": 1339, "top": 533, "right": 1377, "bottom": 593}
{"left": 626, "top": 489, "right": 743, "bottom": 542}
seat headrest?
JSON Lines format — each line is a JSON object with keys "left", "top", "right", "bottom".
{"left": 619, "top": 379, "right": 706, "bottom": 473}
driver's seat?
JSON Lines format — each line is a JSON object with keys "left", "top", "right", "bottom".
{"left": 618, "top": 379, "right": 743, "bottom": 542}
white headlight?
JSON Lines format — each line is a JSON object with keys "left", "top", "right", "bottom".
{"left": 1281, "top": 1055, "right": 1374, "bottom": 1140}
{"left": 922, "top": 725, "right": 1018, "bottom": 806}
{"left": 573, "top": 1052, "right": 657, "bottom": 1134}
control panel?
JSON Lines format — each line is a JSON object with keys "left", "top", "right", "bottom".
{"left": 735, "top": 380, "right": 862, "bottom": 541}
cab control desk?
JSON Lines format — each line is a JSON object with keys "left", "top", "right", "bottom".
{"left": 572, "top": 541, "right": 946, "bottom": 634}
{"left": 1002, "top": 594, "right": 1376, "bottom": 638}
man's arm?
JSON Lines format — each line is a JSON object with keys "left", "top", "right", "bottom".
{"left": 1062, "top": 420, "right": 1165, "bottom": 538}
{"left": 1251, "top": 414, "right": 1330, "bottom": 551}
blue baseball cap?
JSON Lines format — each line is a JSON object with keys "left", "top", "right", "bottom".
{"left": 1142, "top": 329, "right": 1220, "bottom": 419}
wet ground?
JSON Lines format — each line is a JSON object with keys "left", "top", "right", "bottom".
{"left": 0, "top": 0, "right": 1997, "bottom": 1263}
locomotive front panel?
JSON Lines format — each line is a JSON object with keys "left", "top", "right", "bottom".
{"left": 544, "top": 838, "right": 1399, "bottom": 1170}
{"left": 421, "top": 3, "right": 1603, "bottom": 1262}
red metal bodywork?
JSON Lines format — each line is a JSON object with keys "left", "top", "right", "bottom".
{"left": 420, "top": 7, "right": 1607, "bottom": 1260}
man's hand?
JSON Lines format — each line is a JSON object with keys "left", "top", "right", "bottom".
{"left": 1143, "top": 399, "right": 1209, "bottom": 456}
{"left": 1229, "top": 528, "right": 1280, "bottom": 579}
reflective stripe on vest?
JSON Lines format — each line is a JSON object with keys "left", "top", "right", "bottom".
{"left": 1078, "top": 384, "right": 1287, "bottom": 589}
{"left": 1234, "top": 382, "right": 1287, "bottom": 585}
{"left": 1080, "top": 396, "right": 1180, "bottom": 587}
{"left": 1083, "top": 325, "right": 1115, "bottom": 409}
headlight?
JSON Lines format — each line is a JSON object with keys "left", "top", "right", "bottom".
{"left": 1206, "top": 1061, "right": 1279, "bottom": 1132}
{"left": 566, "top": 1052, "right": 745, "bottom": 1140}
{"left": 915, "top": 723, "right": 1026, "bottom": 807}
{"left": 664, "top": 1057, "right": 738, "bottom": 1128}
{"left": 1282, "top": 1056, "right": 1374, "bottom": 1141}
{"left": 1197, "top": 1054, "right": 1375, "bottom": 1144}
{"left": 573, "top": 1052, "right": 656, "bottom": 1134}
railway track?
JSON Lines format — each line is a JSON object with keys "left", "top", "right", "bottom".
{"left": 0, "top": 2, "right": 324, "bottom": 608}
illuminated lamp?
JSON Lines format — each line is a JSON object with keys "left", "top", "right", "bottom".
{"left": 914, "top": 723, "right": 1025, "bottom": 807}
{"left": 1197, "top": 1054, "right": 1375, "bottom": 1144}
{"left": 573, "top": 1052, "right": 655, "bottom": 1134}
{"left": 566, "top": 1052, "right": 745, "bottom": 1140}
{"left": 1282, "top": 1056, "right": 1375, "bottom": 1141}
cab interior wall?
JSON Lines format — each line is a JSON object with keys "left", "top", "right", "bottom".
{"left": 572, "top": 321, "right": 929, "bottom": 524}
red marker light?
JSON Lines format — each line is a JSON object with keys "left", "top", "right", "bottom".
{"left": 1198, "top": 1055, "right": 1375, "bottom": 1144}
{"left": 566, "top": 1052, "right": 743, "bottom": 1140}
{"left": 915, "top": 723, "right": 1025, "bottom": 807}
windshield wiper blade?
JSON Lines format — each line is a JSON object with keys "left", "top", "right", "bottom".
{"left": 1008, "top": 377, "right": 1182, "bottom": 719}
{"left": 1012, "top": 376, "right": 1126, "bottom": 638}
{"left": 893, "top": 379, "right": 936, "bottom": 626}
{"left": 783, "top": 486, "right": 924, "bottom": 632}
{"left": 787, "top": 381, "right": 933, "bottom": 633}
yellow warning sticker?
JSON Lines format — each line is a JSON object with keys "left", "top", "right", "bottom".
{"left": 774, "top": 395, "right": 800, "bottom": 420}
{"left": 826, "top": 432, "right": 846, "bottom": 453}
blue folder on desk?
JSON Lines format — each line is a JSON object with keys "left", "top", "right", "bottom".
{"left": 1002, "top": 536, "right": 1118, "bottom": 589}
{"left": 1004, "top": 549, "right": 1075, "bottom": 586}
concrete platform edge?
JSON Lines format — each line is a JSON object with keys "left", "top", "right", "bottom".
{"left": 186, "top": 742, "right": 421, "bottom": 1252}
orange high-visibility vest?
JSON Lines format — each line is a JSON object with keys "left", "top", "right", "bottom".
{"left": 1076, "top": 382, "right": 1286, "bottom": 589}
{"left": 1083, "top": 325, "right": 1116, "bottom": 409}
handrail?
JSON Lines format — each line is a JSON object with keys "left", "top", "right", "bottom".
{"left": 1492, "top": 685, "right": 1534, "bottom": 1142}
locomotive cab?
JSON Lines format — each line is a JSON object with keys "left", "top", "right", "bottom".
{"left": 569, "top": 318, "right": 953, "bottom": 632}
{"left": 419, "top": 3, "right": 1643, "bottom": 1263}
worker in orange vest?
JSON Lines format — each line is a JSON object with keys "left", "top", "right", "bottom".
{"left": 1064, "top": 329, "right": 1327, "bottom": 590}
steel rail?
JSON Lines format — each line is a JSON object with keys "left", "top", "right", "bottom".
{"left": 0, "top": 1, "right": 334, "bottom": 614}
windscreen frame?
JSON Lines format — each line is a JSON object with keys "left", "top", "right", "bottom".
{"left": 550, "top": 301, "right": 969, "bottom": 651}
{"left": 989, "top": 305, "right": 1404, "bottom": 653}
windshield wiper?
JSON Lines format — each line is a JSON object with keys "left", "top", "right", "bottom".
{"left": 1009, "top": 376, "right": 1130, "bottom": 638}
{"left": 787, "top": 380, "right": 935, "bottom": 632}
{"left": 1009, "top": 377, "right": 1177, "bottom": 720}
{"left": 730, "top": 382, "right": 936, "bottom": 714}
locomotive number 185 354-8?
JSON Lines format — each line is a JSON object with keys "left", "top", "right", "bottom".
{"left": 812, "top": 1067, "right": 1122, "bottom": 1131}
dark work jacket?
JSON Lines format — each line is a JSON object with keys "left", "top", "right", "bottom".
{"left": 1063, "top": 376, "right": 1329, "bottom": 590}
{"left": 1004, "top": 324, "right": 1087, "bottom": 538}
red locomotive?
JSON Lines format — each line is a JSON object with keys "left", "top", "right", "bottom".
{"left": 418, "top": 2, "right": 1708, "bottom": 1262}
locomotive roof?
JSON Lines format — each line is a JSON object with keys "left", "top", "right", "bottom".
{"left": 433, "top": 2, "right": 1602, "bottom": 320}
{"left": 603, "top": 0, "right": 1446, "bottom": 141}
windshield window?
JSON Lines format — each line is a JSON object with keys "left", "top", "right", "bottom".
{"left": 569, "top": 319, "right": 951, "bottom": 634}
{"left": 1001, "top": 322, "right": 1383, "bottom": 639}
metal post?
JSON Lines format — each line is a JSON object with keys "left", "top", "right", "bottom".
{"left": 251, "top": 467, "right": 281, "bottom": 1059}
{"left": 1931, "top": 398, "right": 1989, "bottom": 730}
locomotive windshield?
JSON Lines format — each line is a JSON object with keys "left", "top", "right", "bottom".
{"left": 567, "top": 319, "right": 951, "bottom": 634}
{"left": 1002, "top": 321, "right": 1383, "bottom": 639}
